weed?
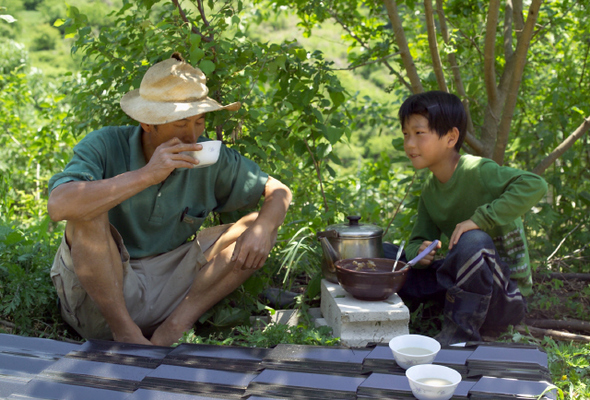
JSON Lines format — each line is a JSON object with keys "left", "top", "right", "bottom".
{"left": 179, "top": 321, "right": 340, "bottom": 348}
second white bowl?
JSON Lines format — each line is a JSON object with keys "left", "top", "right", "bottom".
{"left": 388, "top": 334, "right": 441, "bottom": 369}
{"left": 405, "top": 364, "right": 462, "bottom": 400}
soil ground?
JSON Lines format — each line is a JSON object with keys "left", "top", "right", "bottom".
{"left": 526, "top": 275, "right": 590, "bottom": 331}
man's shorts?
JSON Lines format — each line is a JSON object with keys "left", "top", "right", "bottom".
{"left": 50, "top": 224, "right": 231, "bottom": 340}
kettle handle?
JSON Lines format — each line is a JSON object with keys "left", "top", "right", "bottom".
{"left": 319, "top": 236, "right": 338, "bottom": 274}
{"left": 316, "top": 230, "right": 338, "bottom": 239}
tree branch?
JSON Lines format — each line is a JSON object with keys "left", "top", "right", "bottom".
{"left": 384, "top": 173, "right": 416, "bottom": 237}
{"left": 304, "top": 141, "right": 329, "bottom": 212}
{"left": 504, "top": 0, "right": 515, "bottom": 59}
{"left": 327, "top": 8, "right": 412, "bottom": 91}
{"left": 424, "top": 0, "right": 447, "bottom": 91}
{"left": 435, "top": 0, "right": 478, "bottom": 150}
{"left": 513, "top": 0, "right": 525, "bottom": 36}
{"left": 536, "top": 272, "right": 590, "bottom": 282}
{"left": 533, "top": 116, "right": 590, "bottom": 175}
{"left": 546, "top": 223, "right": 580, "bottom": 261}
{"left": 382, "top": 0, "right": 424, "bottom": 94}
{"left": 195, "top": 0, "right": 210, "bottom": 28}
{"left": 525, "top": 319, "right": 590, "bottom": 334}
{"left": 515, "top": 324, "right": 590, "bottom": 343}
{"left": 465, "top": 131, "right": 485, "bottom": 154}
{"left": 492, "top": 0, "right": 542, "bottom": 164}
{"left": 484, "top": 0, "right": 501, "bottom": 105}
{"left": 171, "top": 0, "right": 211, "bottom": 42}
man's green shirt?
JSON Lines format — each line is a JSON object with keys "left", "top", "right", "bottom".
{"left": 49, "top": 126, "right": 268, "bottom": 259}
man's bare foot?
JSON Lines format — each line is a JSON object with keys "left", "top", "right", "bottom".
{"left": 112, "top": 324, "right": 152, "bottom": 345}
{"left": 150, "top": 318, "right": 191, "bottom": 347}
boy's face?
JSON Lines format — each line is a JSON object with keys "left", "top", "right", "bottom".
{"left": 402, "top": 114, "right": 452, "bottom": 171}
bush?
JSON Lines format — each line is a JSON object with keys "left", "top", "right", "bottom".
{"left": 38, "top": 0, "right": 66, "bottom": 26}
{"left": 0, "top": 38, "right": 27, "bottom": 74}
{"left": 0, "top": 219, "right": 63, "bottom": 336}
{"left": 22, "top": 0, "right": 43, "bottom": 11}
{"left": 30, "top": 24, "right": 60, "bottom": 51}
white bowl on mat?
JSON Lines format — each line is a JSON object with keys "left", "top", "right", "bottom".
{"left": 388, "top": 334, "right": 441, "bottom": 369}
{"left": 181, "top": 140, "right": 221, "bottom": 168}
{"left": 405, "top": 364, "right": 462, "bottom": 400}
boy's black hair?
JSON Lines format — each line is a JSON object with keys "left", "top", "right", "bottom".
{"left": 398, "top": 91, "right": 467, "bottom": 152}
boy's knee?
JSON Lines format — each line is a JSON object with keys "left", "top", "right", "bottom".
{"left": 455, "top": 230, "right": 494, "bottom": 251}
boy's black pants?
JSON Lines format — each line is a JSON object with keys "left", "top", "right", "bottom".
{"left": 384, "top": 230, "right": 526, "bottom": 344}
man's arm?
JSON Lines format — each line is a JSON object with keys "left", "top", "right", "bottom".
{"left": 231, "top": 176, "right": 292, "bottom": 270}
{"left": 48, "top": 138, "right": 200, "bottom": 222}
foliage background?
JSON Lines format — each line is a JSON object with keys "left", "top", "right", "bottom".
{"left": 0, "top": 0, "right": 589, "bottom": 398}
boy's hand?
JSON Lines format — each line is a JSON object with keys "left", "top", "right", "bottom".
{"left": 449, "top": 219, "right": 480, "bottom": 250}
{"left": 417, "top": 240, "right": 441, "bottom": 265}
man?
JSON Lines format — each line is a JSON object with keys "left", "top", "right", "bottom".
{"left": 47, "top": 53, "right": 292, "bottom": 346}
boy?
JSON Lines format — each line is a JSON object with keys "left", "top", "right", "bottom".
{"left": 385, "top": 91, "right": 547, "bottom": 345}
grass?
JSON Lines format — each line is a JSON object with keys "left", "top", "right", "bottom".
{"left": 1, "top": 1, "right": 589, "bottom": 398}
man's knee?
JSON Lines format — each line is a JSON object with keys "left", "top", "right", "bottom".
{"left": 65, "top": 214, "right": 111, "bottom": 248}
{"left": 236, "top": 212, "right": 259, "bottom": 227}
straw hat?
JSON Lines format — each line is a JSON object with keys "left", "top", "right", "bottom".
{"left": 120, "top": 53, "right": 241, "bottom": 125}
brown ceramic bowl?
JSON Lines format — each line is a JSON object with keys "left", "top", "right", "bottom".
{"left": 334, "top": 258, "right": 409, "bottom": 301}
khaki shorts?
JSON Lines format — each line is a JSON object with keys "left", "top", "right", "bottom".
{"left": 50, "top": 224, "right": 231, "bottom": 340}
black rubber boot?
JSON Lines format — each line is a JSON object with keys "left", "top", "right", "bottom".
{"left": 434, "top": 286, "right": 491, "bottom": 346}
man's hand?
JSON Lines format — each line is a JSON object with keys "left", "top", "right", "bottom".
{"left": 229, "top": 176, "right": 291, "bottom": 271}
{"left": 417, "top": 240, "right": 442, "bottom": 265}
{"left": 231, "top": 222, "right": 276, "bottom": 270}
{"left": 449, "top": 219, "right": 480, "bottom": 250}
{"left": 143, "top": 138, "right": 202, "bottom": 185}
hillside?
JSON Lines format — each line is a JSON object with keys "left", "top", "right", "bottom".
{"left": 1, "top": 0, "right": 402, "bottom": 171}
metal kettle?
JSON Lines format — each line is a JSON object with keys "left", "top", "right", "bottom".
{"left": 317, "top": 215, "right": 384, "bottom": 283}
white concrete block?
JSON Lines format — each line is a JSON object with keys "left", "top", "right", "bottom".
{"left": 269, "top": 308, "right": 323, "bottom": 327}
{"left": 320, "top": 279, "right": 410, "bottom": 347}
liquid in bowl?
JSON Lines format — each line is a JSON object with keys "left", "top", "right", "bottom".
{"left": 397, "top": 347, "right": 433, "bottom": 356}
{"left": 416, "top": 378, "right": 453, "bottom": 386}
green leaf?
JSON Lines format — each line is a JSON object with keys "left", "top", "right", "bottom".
{"left": 211, "top": 307, "right": 250, "bottom": 327}
{"left": 571, "top": 106, "right": 586, "bottom": 116}
{"left": 4, "top": 231, "right": 24, "bottom": 246}
{"left": 190, "top": 47, "right": 205, "bottom": 64}
{"left": 64, "top": 25, "right": 77, "bottom": 39}
{"left": 0, "top": 14, "right": 16, "bottom": 23}
{"left": 315, "top": 142, "right": 332, "bottom": 159}
{"left": 578, "top": 191, "right": 590, "bottom": 207}
{"left": 323, "top": 126, "right": 344, "bottom": 145}
{"left": 328, "top": 89, "right": 345, "bottom": 108}
{"left": 198, "top": 59, "right": 216, "bottom": 75}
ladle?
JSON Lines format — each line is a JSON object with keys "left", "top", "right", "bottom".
{"left": 395, "top": 240, "right": 440, "bottom": 272}
{"left": 391, "top": 240, "right": 405, "bottom": 272}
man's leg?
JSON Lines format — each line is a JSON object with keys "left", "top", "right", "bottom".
{"left": 65, "top": 213, "right": 150, "bottom": 344}
{"left": 150, "top": 213, "right": 260, "bottom": 347}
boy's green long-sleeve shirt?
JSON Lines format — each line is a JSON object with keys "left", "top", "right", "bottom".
{"left": 406, "top": 155, "right": 548, "bottom": 296}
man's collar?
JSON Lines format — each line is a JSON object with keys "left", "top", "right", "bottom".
{"left": 130, "top": 125, "right": 147, "bottom": 171}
